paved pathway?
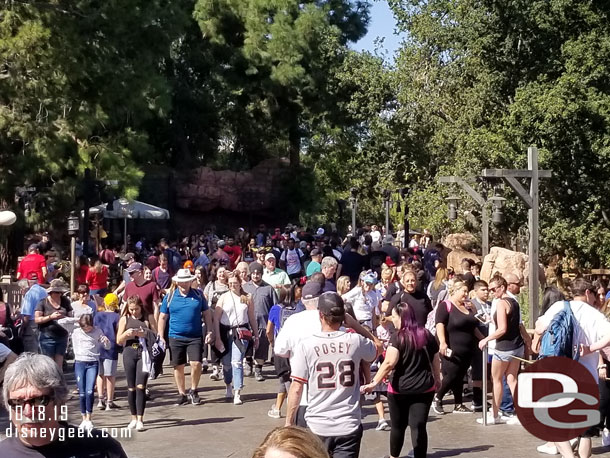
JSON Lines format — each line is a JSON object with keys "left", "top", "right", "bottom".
{"left": 1, "top": 362, "right": 609, "bottom": 457}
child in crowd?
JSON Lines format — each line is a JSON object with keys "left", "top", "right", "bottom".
{"left": 369, "top": 315, "right": 393, "bottom": 431}
{"left": 95, "top": 293, "right": 121, "bottom": 410}
{"left": 72, "top": 314, "right": 111, "bottom": 430}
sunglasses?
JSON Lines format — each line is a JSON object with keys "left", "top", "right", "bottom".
{"left": 8, "top": 395, "right": 54, "bottom": 408}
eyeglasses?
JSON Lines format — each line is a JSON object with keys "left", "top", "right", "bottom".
{"left": 8, "top": 395, "right": 54, "bottom": 408}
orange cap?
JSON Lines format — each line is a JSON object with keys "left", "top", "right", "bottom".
{"left": 183, "top": 260, "right": 194, "bottom": 272}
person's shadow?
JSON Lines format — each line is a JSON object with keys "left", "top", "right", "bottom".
{"left": 428, "top": 445, "right": 493, "bottom": 457}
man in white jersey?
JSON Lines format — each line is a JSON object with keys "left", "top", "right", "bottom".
{"left": 275, "top": 280, "right": 381, "bottom": 426}
{"left": 286, "top": 292, "right": 376, "bottom": 458}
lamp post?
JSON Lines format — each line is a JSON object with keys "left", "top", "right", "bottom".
{"left": 382, "top": 189, "right": 391, "bottom": 236}
{"left": 349, "top": 188, "right": 358, "bottom": 237}
{"left": 68, "top": 213, "right": 80, "bottom": 295}
{"left": 399, "top": 188, "right": 410, "bottom": 249}
{"left": 336, "top": 199, "right": 347, "bottom": 237}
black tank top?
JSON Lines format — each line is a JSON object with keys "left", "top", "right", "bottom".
{"left": 125, "top": 316, "right": 147, "bottom": 347}
{"left": 494, "top": 297, "right": 524, "bottom": 351}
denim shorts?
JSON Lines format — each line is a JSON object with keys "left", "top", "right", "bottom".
{"left": 99, "top": 358, "right": 118, "bottom": 377}
{"left": 39, "top": 334, "right": 68, "bottom": 357}
{"left": 493, "top": 345, "right": 525, "bottom": 362}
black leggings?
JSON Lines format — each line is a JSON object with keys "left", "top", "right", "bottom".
{"left": 388, "top": 391, "right": 434, "bottom": 458}
{"left": 123, "top": 346, "right": 149, "bottom": 416}
{"left": 437, "top": 354, "right": 472, "bottom": 405}
{"left": 600, "top": 359, "right": 610, "bottom": 430}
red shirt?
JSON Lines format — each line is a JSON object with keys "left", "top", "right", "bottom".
{"left": 124, "top": 280, "right": 159, "bottom": 315}
{"left": 223, "top": 245, "right": 242, "bottom": 270}
{"left": 86, "top": 266, "right": 109, "bottom": 290}
{"left": 17, "top": 253, "right": 46, "bottom": 284}
{"left": 76, "top": 265, "right": 89, "bottom": 286}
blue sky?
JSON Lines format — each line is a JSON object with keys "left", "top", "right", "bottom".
{"left": 351, "top": 1, "right": 405, "bottom": 57}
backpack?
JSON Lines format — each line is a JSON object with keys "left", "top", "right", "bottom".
{"left": 538, "top": 301, "right": 579, "bottom": 361}
{"left": 279, "top": 302, "right": 305, "bottom": 331}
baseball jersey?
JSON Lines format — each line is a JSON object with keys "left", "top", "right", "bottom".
{"left": 291, "top": 331, "right": 376, "bottom": 436}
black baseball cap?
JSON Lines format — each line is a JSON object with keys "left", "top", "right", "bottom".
{"left": 318, "top": 292, "right": 345, "bottom": 317}
{"left": 301, "top": 281, "right": 323, "bottom": 300}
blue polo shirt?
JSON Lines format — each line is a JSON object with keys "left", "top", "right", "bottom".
{"left": 21, "top": 284, "right": 48, "bottom": 318}
{"left": 160, "top": 288, "right": 208, "bottom": 339}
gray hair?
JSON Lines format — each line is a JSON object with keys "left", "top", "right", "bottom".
{"left": 17, "top": 279, "right": 29, "bottom": 290}
{"left": 302, "top": 297, "right": 320, "bottom": 310}
{"left": 2, "top": 353, "right": 68, "bottom": 410}
{"left": 321, "top": 257, "right": 338, "bottom": 269}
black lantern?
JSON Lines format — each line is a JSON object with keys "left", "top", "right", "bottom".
{"left": 490, "top": 196, "right": 506, "bottom": 225}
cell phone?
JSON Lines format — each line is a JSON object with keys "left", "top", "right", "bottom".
{"left": 474, "top": 312, "right": 487, "bottom": 324}
{"left": 446, "top": 348, "right": 453, "bottom": 357}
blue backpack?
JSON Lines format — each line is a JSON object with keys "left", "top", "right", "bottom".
{"left": 538, "top": 301, "right": 579, "bottom": 361}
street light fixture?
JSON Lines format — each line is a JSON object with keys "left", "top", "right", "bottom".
{"left": 349, "top": 188, "right": 358, "bottom": 237}
{"left": 67, "top": 212, "right": 80, "bottom": 295}
{"left": 446, "top": 196, "right": 460, "bottom": 221}
{"left": 490, "top": 196, "right": 506, "bottom": 225}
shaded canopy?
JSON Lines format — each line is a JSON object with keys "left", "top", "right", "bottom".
{"left": 85, "top": 199, "right": 170, "bottom": 219}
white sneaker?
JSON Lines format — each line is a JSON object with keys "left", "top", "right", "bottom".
{"left": 97, "top": 400, "right": 105, "bottom": 409}
{"left": 267, "top": 405, "right": 281, "bottom": 419}
{"left": 84, "top": 420, "right": 94, "bottom": 431}
{"left": 375, "top": 420, "right": 390, "bottom": 431}
{"left": 233, "top": 391, "right": 242, "bottom": 405}
{"left": 127, "top": 419, "right": 138, "bottom": 429}
{"left": 135, "top": 421, "right": 145, "bottom": 431}
{"left": 506, "top": 417, "right": 521, "bottom": 425}
{"left": 536, "top": 443, "right": 559, "bottom": 455}
{"left": 225, "top": 385, "right": 233, "bottom": 399}
{"left": 476, "top": 413, "right": 504, "bottom": 425}
{"left": 602, "top": 428, "right": 610, "bottom": 447}
{"left": 210, "top": 366, "right": 221, "bottom": 381}
{"left": 78, "top": 420, "right": 87, "bottom": 429}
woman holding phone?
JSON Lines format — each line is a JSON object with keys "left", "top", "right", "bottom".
{"left": 117, "top": 295, "right": 154, "bottom": 431}
{"left": 433, "top": 280, "right": 484, "bottom": 414}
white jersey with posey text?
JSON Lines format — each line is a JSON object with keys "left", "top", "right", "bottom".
{"left": 290, "top": 331, "right": 376, "bottom": 437}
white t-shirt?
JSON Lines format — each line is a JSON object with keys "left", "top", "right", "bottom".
{"left": 280, "top": 248, "right": 304, "bottom": 275}
{"left": 538, "top": 300, "right": 610, "bottom": 378}
{"left": 217, "top": 291, "right": 249, "bottom": 327}
{"left": 341, "top": 287, "right": 380, "bottom": 327}
{"left": 275, "top": 309, "right": 347, "bottom": 407}
{"left": 371, "top": 230, "right": 382, "bottom": 243}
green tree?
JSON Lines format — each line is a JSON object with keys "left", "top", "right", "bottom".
{"left": 194, "top": 0, "right": 371, "bottom": 168}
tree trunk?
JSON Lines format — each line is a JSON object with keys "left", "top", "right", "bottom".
{"left": 288, "top": 122, "right": 301, "bottom": 168}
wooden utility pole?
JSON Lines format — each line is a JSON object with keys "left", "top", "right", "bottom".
{"left": 438, "top": 176, "right": 490, "bottom": 257}
{"left": 482, "top": 146, "right": 551, "bottom": 325}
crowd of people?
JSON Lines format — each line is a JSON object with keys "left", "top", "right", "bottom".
{"left": 1, "top": 223, "right": 610, "bottom": 458}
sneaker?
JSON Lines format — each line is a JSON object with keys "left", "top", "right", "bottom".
{"left": 210, "top": 367, "right": 221, "bottom": 381}
{"left": 78, "top": 420, "right": 88, "bottom": 429}
{"left": 127, "top": 419, "right": 138, "bottom": 429}
{"left": 603, "top": 428, "right": 610, "bottom": 447}
{"left": 145, "top": 388, "right": 153, "bottom": 401}
{"left": 472, "top": 402, "right": 491, "bottom": 412}
{"left": 432, "top": 397, "right": 445, "bottom": 415}
{"left": 82, "top": 420, "right": 93, "bottom": 431}
{"left": 244, "top": 363, "right": 253, "bottom": 377}
{"left": 500, "top": 410, "right": 515, "bottom": 420}
{"left": 476, "top": 413, "right": 504, "bottom": 425}
{"left": 267, "top": 405, "right": 281, "bottom": 419}
{"left": 375, "top": 420, "right": 391, "bottom": 431}
{"left": 453, "top": 404, "right": 473, "bottom": 414}
{"left": 202, "top": 358, "right": 209, "bottom": 373}
{"left": 254, "top": 369, "right": 265, "bottom": 382}
{"left": 233, "top": 391, "right": 243, "bottom": 405}
{"left": 225, "top": 385, "right": 233, "bottom": 399}
{"left": 506, "top": 416, "right": 521, "bottom": 425}
{"left": 175, "top": 394, "right": 189, "bottom": 406}
{"left": 135, "top": 421, "right": 145, "bottom": 431}
{"left": 105, "top": 401, "right": 119, "bottom": 411}
{"left": 188, "top": 390, "right": 201, "bottom": 405}
{"left": 536, "top": 443, "right": 559, "bottom": 455}
{"left": 97, "top": 399, "right": 105, "bottom": 409}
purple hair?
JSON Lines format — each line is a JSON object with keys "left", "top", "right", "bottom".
{"left": 395, "top": 302, "right": 427, "bottom": 351}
